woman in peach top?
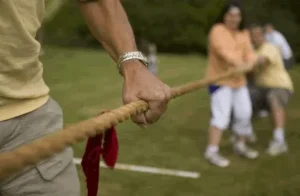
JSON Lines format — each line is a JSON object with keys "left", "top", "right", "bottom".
{"left": 204, "top": 2, "right": 259, "bottom": 167}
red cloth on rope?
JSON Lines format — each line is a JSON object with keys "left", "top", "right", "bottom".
{"left": 81, "top": 126, "right": 118, "bottom": 196}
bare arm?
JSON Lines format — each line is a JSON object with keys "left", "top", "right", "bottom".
{"left": 78, "top": 0, "right": 171, "bottom": 126}
{"left": 78, "top": 0, "right": 141, "bottom": 73}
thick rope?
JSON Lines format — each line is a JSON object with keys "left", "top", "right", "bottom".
{"left": 0, "top": 67, "right": 249, "bottom": 181}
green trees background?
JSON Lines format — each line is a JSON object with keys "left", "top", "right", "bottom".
{"left": 44, "top": 0, "right": 300, "bottom": 60}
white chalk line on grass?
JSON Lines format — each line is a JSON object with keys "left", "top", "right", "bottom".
{"left": 73, "top": 158, "right": 200, "bottom": 179}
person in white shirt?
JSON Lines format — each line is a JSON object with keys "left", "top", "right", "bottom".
{"left": 264, "top": 23, "right": 294, "bottom": 69}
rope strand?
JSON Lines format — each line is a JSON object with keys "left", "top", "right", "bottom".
{"left": 0, "top": 67, "right": 249, "bottom": 181}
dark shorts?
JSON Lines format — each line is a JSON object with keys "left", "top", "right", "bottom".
{"left": 283, "top": 56, "right": 295, "bottom": 70}
{"left": 267, "top": 88, "right": 292, "bottom": 107}
{"left": 248, "top": 86, "right": 292, "bottom": 114}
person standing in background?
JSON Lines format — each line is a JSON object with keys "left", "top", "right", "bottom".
{"left": 204, "top": 2, "right": 259, "bottom": 168}
{"left": 250, "top": 24, "right": 293, "bottom": 156}
{"left": 264, "top": 23, "right": 294, "bottom": 70}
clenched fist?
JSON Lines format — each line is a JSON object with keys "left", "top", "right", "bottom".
{"left": 121, "top": 60, "right": 172, "bottom": 126}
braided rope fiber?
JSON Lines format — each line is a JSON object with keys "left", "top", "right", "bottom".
{"left": 0, "top": 67, "right": 249, "bottom": 181}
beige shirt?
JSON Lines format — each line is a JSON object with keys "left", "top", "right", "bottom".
{"left": 206, "top": 24, "right": 257, "bottom": 88}
{"left": 0, "top": 0, "right": 49, "bottom": 121}
{"left": 254, "top": 42, "right": 294, "bottom": 92}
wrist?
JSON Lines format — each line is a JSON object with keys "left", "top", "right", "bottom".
{"left": 117, "top": 51, "right": 148, "bottom": 76}
{"left": 121, "top": 60, "right": 146, "bottom": 77}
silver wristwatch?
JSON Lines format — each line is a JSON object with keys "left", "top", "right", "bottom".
{"left": 117, "top": 51, "right": 148, "bottom": 75}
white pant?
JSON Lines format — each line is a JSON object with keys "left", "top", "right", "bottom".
{"left": 210, "top": 86, "right": 253, "bottom": 136}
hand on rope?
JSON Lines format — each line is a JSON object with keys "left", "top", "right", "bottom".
{"left": 0, "top": 67, "right": 250, "bottom": 181}
{"left": 122, "top": 61, "right": 171, "bottom": 127}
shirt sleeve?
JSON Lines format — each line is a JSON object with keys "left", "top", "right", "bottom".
{"left": 209, "top": 25, "right": 243, "bottom": 66}
{"left": 275, "top": 32, "right": 285, "bottom": 46}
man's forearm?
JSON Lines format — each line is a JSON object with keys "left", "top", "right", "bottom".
{"left": 79, "top": 0, "right": 137, "bottom": 62}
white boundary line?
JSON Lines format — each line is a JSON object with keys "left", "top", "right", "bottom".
{"left": 73, "top": 158, "right": 200, "bottom": 179}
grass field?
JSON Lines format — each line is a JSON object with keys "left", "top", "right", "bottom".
{"left": 42, "top": 46, "right": 300, "bottom": 196}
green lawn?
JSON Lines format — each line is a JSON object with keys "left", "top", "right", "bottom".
{"left": 42, "top": 46, "right": 300, "bottom": 196}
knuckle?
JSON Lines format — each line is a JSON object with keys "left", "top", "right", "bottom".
{"left": 153, "top": 92, "right": 165, "bottom": 102}
{"left": 158, "top": 94, "right": 166, "bottom": 101}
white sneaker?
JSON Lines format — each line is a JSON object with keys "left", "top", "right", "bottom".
{"left": 267, "top": 140, "right": 288, "bottom": 156}
{"left": 205, "top": 152, "right": 230, "bottom": 168}
{"left": 234, "top": 143, "right": 259, "bottom": 159}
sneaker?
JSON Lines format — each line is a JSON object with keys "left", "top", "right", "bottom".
{"left": 267, "top": 140, "right": 288, "bottom": 156}
{"left": 205, "top": 151, "right": 230, "bottom": 168}
{"left": 233, "top": 143, "right": 259, "bottom": 159}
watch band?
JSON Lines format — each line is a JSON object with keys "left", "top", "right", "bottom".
{"left": 117, "top": 51, "right": 148, "bottom": 75}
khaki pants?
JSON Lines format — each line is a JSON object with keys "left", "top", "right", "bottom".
{"left": 267, "top": 88, "right": 292, "bottom": 107}
{"left": 0, "top": 98, "right": 80, "bottom": 196}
